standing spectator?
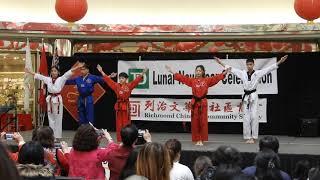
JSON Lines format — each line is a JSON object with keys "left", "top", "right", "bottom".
{"left": 136, "top": 142, "right": 171, "bottom": 180}
{"left": 165, "top": 139, "right": 194, "bottom": 180}
{"left": 119, "top": 147, "right": 142, "bottom": 180}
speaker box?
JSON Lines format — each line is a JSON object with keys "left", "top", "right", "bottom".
{"left": 299, "top": 118, "right": 319, "bottom": 137}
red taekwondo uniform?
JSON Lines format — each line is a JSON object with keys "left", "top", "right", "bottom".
{"left": 174, "top": 73, "right": 225, "bottom": 142}
{"left": 103, "top": 75, "right": 143, "bottom": 142}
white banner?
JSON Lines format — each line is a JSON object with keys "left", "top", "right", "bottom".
{"left": 130, "top": 98, "right": 267, "bottom": 123}
{"left": 118, "top": 58, "right": 278, "bottom": 95}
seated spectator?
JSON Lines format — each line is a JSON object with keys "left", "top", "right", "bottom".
{"left": 119, "top": 147, "right": 142, "bottom": 180}
{"left": 193, "top": 156, "right": 215, "bottom": 180}
{"left": 253, "top": 149, "right": 284, "bottom": 180}
{"left": 213, "top": 146, "right": 242, "bottom": 167}
{"left": 97, "top": 124, "right": 151, "bottom": 180}
{"left": 293, "top": 160, "right": 310, "bottom": 180}
{"left": 243, "top": 137, "right": 291, "bottom": 180}
{"left": 17, "top": 141, "right": 54, "bottom": 179}
{"left": 259, "top": 136, "right": 280, "bottom": 153}
{"left": 308, "top": 167, "right": 320, "bottom": 180}
{"left": 1, "top": 132, "right": 25, "bottom": 162}
{"left": 136, "top": 142, "right": 171, "bottom": 180}
{"left": 0, "top": 141, "right": 21, "bottom": 180}
{"left": 165, "top": 139, "right": 194, "bottom": 180}
{"left": 214, "top": 164, "right": 242, "bottom": 180}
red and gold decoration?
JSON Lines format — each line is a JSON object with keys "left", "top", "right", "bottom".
{"left": 294, "top": 0, "right": 320, "bottom": 22}
{"left": 55, "top": 0, "right": 88, "bottom": 23}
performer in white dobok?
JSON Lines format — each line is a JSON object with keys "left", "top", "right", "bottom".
{"left": 25, "top": 62, "right": 84, "bottom": 140}
{"left": 214, "top": 55, "right": 288, "bottom": 144}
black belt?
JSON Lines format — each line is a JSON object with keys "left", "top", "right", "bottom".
{"left": 239, "top": 89, "right": 256, "bottom": 112}
{"left": 192, "top": 95, "right": 206, "bottom": 102}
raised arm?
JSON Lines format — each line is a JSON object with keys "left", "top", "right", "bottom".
{"left": 207, "top": 68, "right": 230, "bottom": 87}
{"left": 61, "top": 62, "right": 85, "bottom": 80}
{"left": 214, "top": 57, "right": 244, "bottom": 79}
{"left": 129, "top": 68, "right": 148, "bottom": 90}
{"left": 97, "top": 64, "right": 117, "bottom": 90}
{"left": 166, "top": 65, "right": 193, "bottom": 87}
{"left": 255, "top": 55, "right": 287, "bottom": 78}
{"left": 26, "top": 68, "right": 51, "bottom": 85}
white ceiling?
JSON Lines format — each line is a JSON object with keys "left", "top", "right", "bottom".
{"left": 0, "top": 0, "right": 318, "bottom": 25}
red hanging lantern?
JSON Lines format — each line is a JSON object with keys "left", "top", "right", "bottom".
{"left": 55, "top": 0, "right": 88, "bottom": 23}
{"left": 294, "top": 0, "right": 320, "bottom": 22}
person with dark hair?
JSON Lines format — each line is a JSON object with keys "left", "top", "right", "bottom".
{"left": 165, "top": 139, "right": 194, "bottom": 180}
{"left": 166, "top": 65, "right": 229, "bottom": 145}
{"left": 293, "top": 160, "right": 310, "bottom": 180}
{"left": 214, "top": 55, "right": 288, "bottom": 144}
{"left": 214, "top": 164, "right": 242, "bottom": 180}
{"left": 33, "top": 126, "right": 68, "bottom": 176}
{"left": 98, "top": 124, "right": 151, "bottom": 180}
{"left": 0, "top": 142, "right": 21, "bottom": 180}
{"left": 231, "top": 174, "right": 255, "bottom": 180}
{"left": 119, "top": 147, "right": 142, "bottom": 180}
{"left": 97, "top": 65, "right": 148, "bottom": 142}
{"left": 213, "top": 146, "right": 242, "bottom": 166}
{"left": 259, "top": 136, "right": 279, "bottom": 153}
{"left": 136, "top": 142, "right": 171, "bottom": 180}
{"left": 243, "top": 149, "right": 290, "bottom": 180}
{"left": 17, "top": 141, "right": 54, "bottom": 179}
{"left": 193, "top": 156, "right": 215, "bottom": 180}
{"left": 65, "top": 62, "right": 105, "bottom": 125}
{"left": 26, "top": 62, "right": 84, "bottom": 139}
{"left": 243, "top": 136, "right": 291, "bottom": 180}
{"left": 308, "top": 167, "right": 320, "bottom": 180}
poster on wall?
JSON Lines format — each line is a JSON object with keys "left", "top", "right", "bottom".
{"left": 118, "top": 58, "right": 278, "bottom": 95}
{"left": 129, "top": 98, "right": 267, "bottom": 123}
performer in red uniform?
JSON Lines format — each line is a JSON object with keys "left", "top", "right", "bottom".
{"left": 166, "top": 65, "right": 230, "bottom": 146}
{"left": 97, "top": 64, "right": 148, "bottom": 142}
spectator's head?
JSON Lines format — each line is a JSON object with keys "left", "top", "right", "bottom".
{"left": 232, "top": 174, "right": 255, "bottom": 180}
{"left": 119, "top": 72, "right": 129, "bottom": 84}
{"left": 165, "top": 139, "right": 182, "bottom": 164}
{"left": 136, "top": 142, "right": 171, "bottom": 180}
{"left": 193, "top": 156, "right": 213, "bottom": 177}
{"left": 195, "top": 65, "right": 206, "bottom": 78}
{"left": 121, "top": 124, "right": 139, "bottom": 147}
{"left": 32, "top": 126, "right": 55, "bottom": 149}
{"left": 72, "top": 124, "right": 99, "bottom": 152}
{"left": 119, "top": 147, "right": 141, "bottom": 180}
{"left": 308, "top": 167, "right": 320, "bottom": 180}
{"left": 214, "top": 164, "right": 242, "bottom": 180}
{"left": 255, "top": 149, "right": 282, "bottom": 180}
{"left": 50, "top": 66, "right": 60, "bottom": 79}
{"left": 18, "top": 141, "right": 44, "bottom": 165}
{"left": 0, "top": 142, "right": 21, "bottom": 180}
{"left": 213, "top": 146, "right": 242, "bottom": 166}
{"left": 80, "top": 63, "right": 90, "bottom": 76}
{"left": 259, "top": 136, "right": 279, "bottom": 153}
{"left": 293, "top": 160, "right": 311, "bottom": 180}
{"left": 246, "top": 58, "right": 255, "bottom": 72}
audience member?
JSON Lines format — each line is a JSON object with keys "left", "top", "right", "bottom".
{"left": 0, "top": 141, "right": 21, "bottom": 180}
{"left": 193, "top": 156, "right": 215, "bottom": 180}
{"left": 214, "top": 164, "right": 242, "bottom": 180}
{"left": 308, "top": 167, "right": 320, "bottom": 180}
{"left": 119, "top": 147, "right": 141, "bottom": 180}
{"left": 213, "top": 146, "right": 242, "bottom": 166}
{"left": 293, "top": 160, "right": 310, "bottom": 180}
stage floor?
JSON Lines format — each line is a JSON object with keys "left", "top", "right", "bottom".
{"left": 20, "top": 131, "right": 320, "bottom": 155}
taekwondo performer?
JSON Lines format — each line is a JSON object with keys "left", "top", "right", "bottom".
{"left": 166, "top": 64, "right": 230, "bottom": 146}
{"left": 25, "top": 62, "right": 84, "bottom": 140}
{"left": 65, "top": 63, "right": 105, "bottom": 125}
{"left": 214, "top": 55, "right": 288, "bottom": 144}
{"left": 97, "top": 64, "right": 148, "bottom": 142}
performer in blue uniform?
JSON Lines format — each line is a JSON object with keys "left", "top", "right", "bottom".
{"left": 66, "top": 63, "right": 104, "bottom": 124}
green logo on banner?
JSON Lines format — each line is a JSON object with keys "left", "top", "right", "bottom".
{"left": 128, "top": 69, "right": 149, "bottom": 89}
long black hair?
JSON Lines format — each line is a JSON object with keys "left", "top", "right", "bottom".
{"left": 255, "top": 149, "right": 282, "bottom": 180}
{"left": 0, "top": 142, "right": 21, "bottom": 180}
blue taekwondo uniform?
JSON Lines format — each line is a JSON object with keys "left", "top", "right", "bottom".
{"left": 66, "top": 74, "right": 104, "bottom": 124}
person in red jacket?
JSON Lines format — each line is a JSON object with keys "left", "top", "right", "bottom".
{"left": 166, "top": 65, "right": 230, "bottom": 146}
{"left": 97, "top": 64, "right": 148, "bottom": 142}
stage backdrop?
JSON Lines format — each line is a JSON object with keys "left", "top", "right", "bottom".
{"left": 54, "top": 52, "right": 320, "bottom": 136}
{"left": 118, "top": 58, "right": 278, "bottom": 95}
{"left": 130, "top": 98, "right": 267, "bottom": 122}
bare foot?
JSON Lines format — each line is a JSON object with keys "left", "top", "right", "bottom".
{"left": 199, "top": 141, "right": 204, "bottom": 146}
{"left": 245, "top": 139, "right": 251, "bottom": 144}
